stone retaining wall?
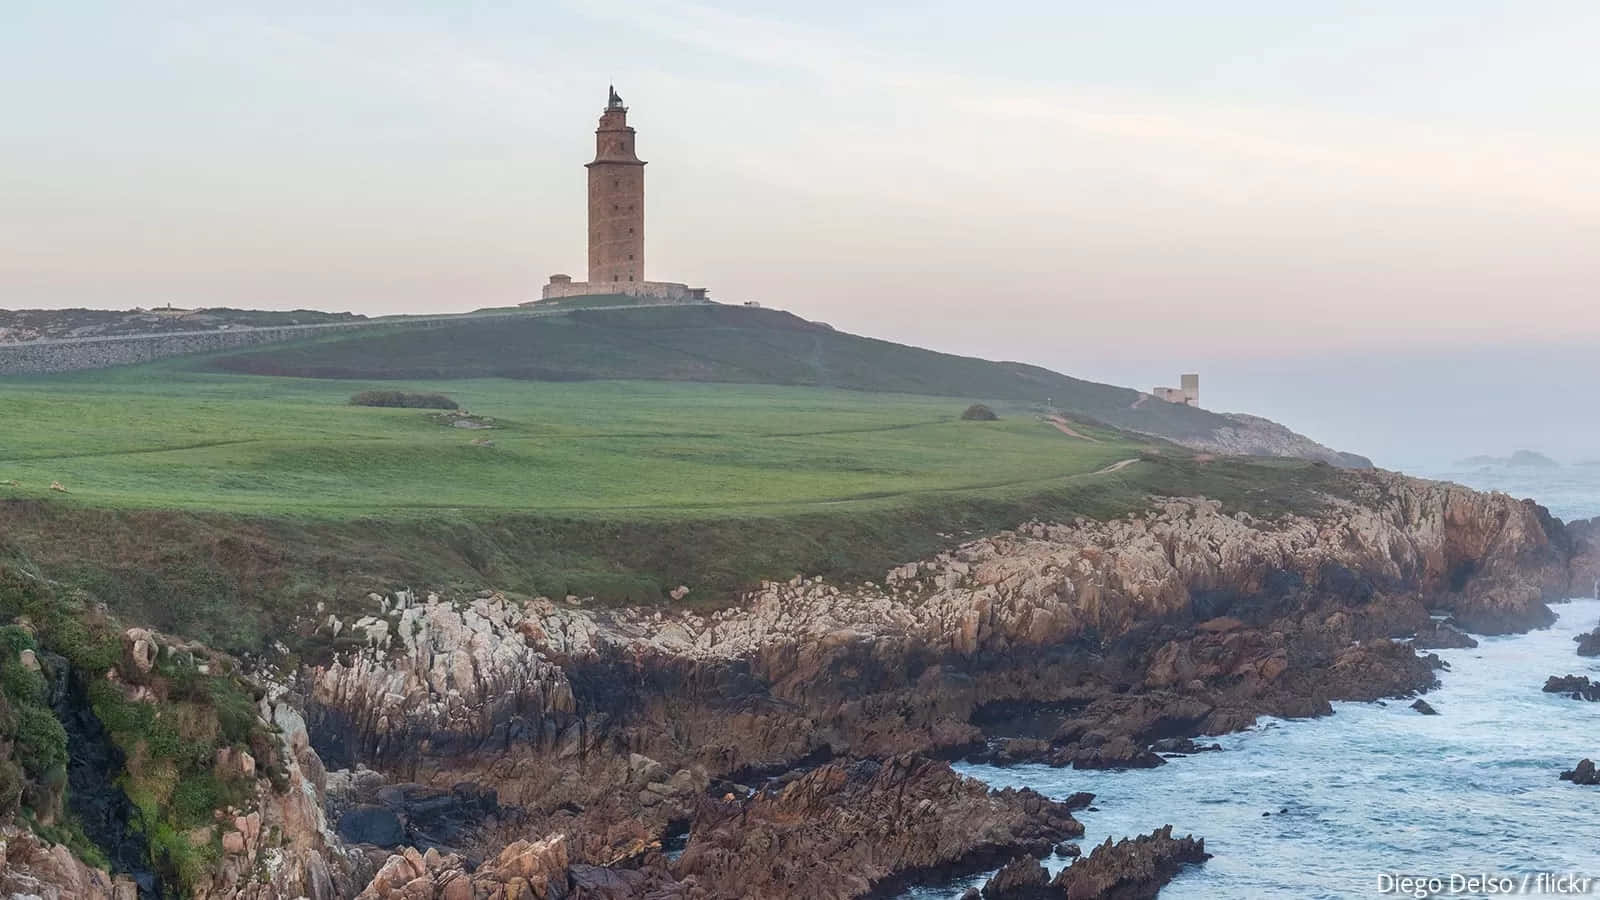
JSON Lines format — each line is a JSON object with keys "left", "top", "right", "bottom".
{"left": 0, "top": 305, "right": 689, "bottom": 377}
{"left": 0, "top": 322, "right": 376, "bottom": 376}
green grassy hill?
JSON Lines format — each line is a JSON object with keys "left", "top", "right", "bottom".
{"left": 0, "top": 353, "right": 1347, "bottom": 650}
{"left": 204, "top": 305, "right": 1232, "bottom": 440}
{"left": 0, "top": 304, "right": 1362, "bottom": 653}
{"left": 0, "top": 371, "right": 1142, "bottom": 516}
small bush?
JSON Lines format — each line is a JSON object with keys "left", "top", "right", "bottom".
{"left": 960, "top": 403, "right": 998, "bottom": 421}
{"left": 349, "top": 390, "right": 458, "bottom": 410}
{"left": 14, "top": 706, "right": 67, "bottom": 779}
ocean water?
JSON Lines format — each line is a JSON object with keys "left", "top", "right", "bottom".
{"left": 1420, "top": 463, "right": 1600, "bottom": 524}
{"left": 904, "top": 466, "right": 1600, "bottom": 899}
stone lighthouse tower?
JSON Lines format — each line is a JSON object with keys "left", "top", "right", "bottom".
{"left": 531, "top": 87, "right": 708, "bottom": 305}
{"left": 586, "top": 86, "right": 645, "bottom": 286}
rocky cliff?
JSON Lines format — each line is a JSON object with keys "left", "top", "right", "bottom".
{"left": 1166, "top": 412, "right": 1373, "bottom": 468}
{"left": 8, "top": 469, "right": 1598, "bottom": 898}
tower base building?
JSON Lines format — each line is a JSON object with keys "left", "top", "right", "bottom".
{"left": 538, "top": 274, "right": 707, "bottom": 303}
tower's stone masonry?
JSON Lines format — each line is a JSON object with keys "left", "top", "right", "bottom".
{"left": 587, "top": 94, "right": 645, "bottom": 285}
{"left": 531, "top": 87, "right": 709, "bottom": 305}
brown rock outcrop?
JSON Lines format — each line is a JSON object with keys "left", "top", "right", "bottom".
{"left": 0, "top": 824, "right": 121, "bottom": 900}
{"left": 182, "top": 692, "right": 361, "bottom": 900}
{"left": 980, "top": 855, "right": 1052, "bottom": 899}
{"left": 1051, "top": 826, "right": 1209, "bottom": 899}
{"left": 302, "top": 474, "right": 1579, "bottom": 790}
{"left": 1560, "top": 759, "right": 1600, "bottom": 785}
{"left": 275, "top": 470, "right": 1588, "bottom": 898}
{"left": 358, "top": 834, "right": 584, "bottom": 900}
{"left": 1564, "top": 517, "right": 1600, "bottom": 600}
{"left": 672, "top": 756, "right": 1082, "bottom": 900}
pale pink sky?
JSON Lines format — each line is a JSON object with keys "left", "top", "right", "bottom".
{"left": 4, "top": 2, "right": 1599, "bottom": 463}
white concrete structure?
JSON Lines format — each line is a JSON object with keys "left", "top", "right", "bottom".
{"left": 1152, "top": 373, "right": 1200, "bottom": 407}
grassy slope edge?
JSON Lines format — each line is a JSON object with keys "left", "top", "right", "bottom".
{"left": 0, "top": 454, "right": 1341, "bottom": 658}
{"left": 202, "top": 304, "right": 1239, "bottom": 442}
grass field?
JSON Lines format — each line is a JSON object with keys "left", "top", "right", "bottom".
{"left": 0, "top": 364, "right": 1147, "bottom": 517}
{"left": 202, "top": 304, "right": 1235, "bottom": 441}
{"left": 0, "top": 340, "right": 1344, "bottom": 652}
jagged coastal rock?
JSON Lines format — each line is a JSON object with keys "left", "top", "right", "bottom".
{"left": 1178, "top": 412, "right": 1373, "bottom": 468}
{"left": 10, "top": 468, "right": 1600, "bottom": 898}
{"left": 1561, "top": 759, "right": 1600, "bottom": 786}
{"left": 673, "top": 755, "right": 1084, "bottom": 899}
{"left": 1051, "top": 827, "right": 1210, "bottom": 899}
{"left": 1543, "top": 675, "right": 1600, "bottom": 701}
{"left": 979, "top": 854, "right": 1051, "bottom": 898}
{"left": 974, "top": 827, "right": 1215, "bottom": 899}
{"left": 270, "top": 470, "right": 1599, "bottom": 897}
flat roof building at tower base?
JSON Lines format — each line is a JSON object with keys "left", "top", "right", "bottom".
{"left": 534, "top": 275, "right": 709, "bottom": 304}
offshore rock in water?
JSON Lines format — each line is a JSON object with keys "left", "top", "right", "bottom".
{"left": 1560, "top": 759, "right": 1600, "bottom": 785}
{"left": 1412, "top": 619, "right": 1479, "bottom": 649}
{"left": 1575, "top": 626, "right": 1600, "bottom": 657}
{"left": 1051, "top": 826, "right": 1210, "bottom": 900}
{"left": 978, "top": 855, "right": 1051, "bottom": 899}
{"left": 1148, "top": 737, "right": 1222, "bottom": 755}
{"left": 1544, "top": 674, "right": 1600, "bottom": 701}
{"left": 1410, "top": 699, "right": 1439, "bottom": 715}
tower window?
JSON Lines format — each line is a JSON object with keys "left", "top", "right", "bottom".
{"left": 629, "top": 276, "right": 634, "bottom": 281}
{"left": 628, "top": 254, "right": 633, "bottom": 260}
{"left": 613, "top": 275, "right": 619, "bottom": 282}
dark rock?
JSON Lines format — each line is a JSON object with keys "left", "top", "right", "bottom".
{"left": 980, "top": 855, "right": 1051, "bottom": 899}
{"left": 1560, "top": 759, "right": 1600, "bottom": 785}
{"left": 1411, "top": 620, "right": 1479, "bottom": 649}
{"left": 39, "top": 651, "right": 162, "bottom": 899}
{"left": 337, "top": 804, "right": 405, "bottom": 847}
{"left": 967, "top": 737, "right": 1053, "bottom": 767}
{"left": 1576, "top": 627, "right": 1600, "bottom": 657}
{"left": 1060, "top": 792, "right": 1095, "bottom": 810}
{"left": 1410, "top": 699, "right": 1438, "bottom": 715}
{"left": 1543, "top": 675, "right": 1600, "bottom": 701}
{"left": 1052, "top": 825, "right": 1210, "bottom": 899}
{"left": 673, "top": 755, "right": 1082, "bottom": 900}
{"left": 358, "top": 781, "right": 501, "bottom": 852}
{"left": 1448, "top": 584, "right": 1557, "bottom": 635}
{"left": 567, "top": 863, "right": 656, "bottom": 899}
{"left": 1054, "top": 842, "right": 1080, "bottom": 858}
{"left": 1149, "top": 737, "right": 1222, "bottom": 755}
{"left": 1063, "top": 736, "right": 1166, "bottom": 770}
{"left": 960, "top": 890, "right": 982, "bottom": 900}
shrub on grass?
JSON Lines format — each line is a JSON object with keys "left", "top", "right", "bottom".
{"left": 960, "top": 403, "right": 998, "bottom": 421}
{"left": 349, "top": 390, "right": 458, "bottom": 410}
